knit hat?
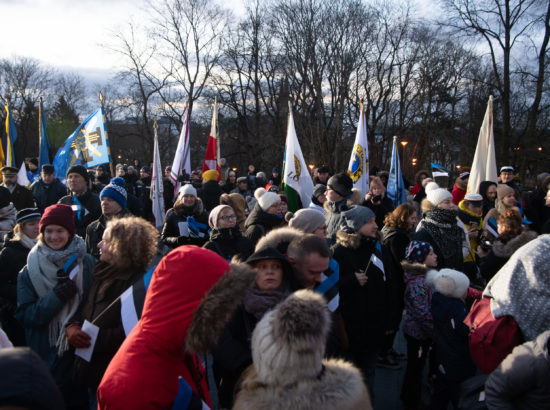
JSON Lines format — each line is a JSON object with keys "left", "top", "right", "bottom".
{"left": 431, "top": 268, "right": 470, "bottom": 299}
{"left": 426, "top": 187, "right": 453, "bottom": 207}
{"left": 340, "top": 205, "right": 376, "bottom": 233}
{"left": 272, "top": 167, "right": 279, "bottom": 174}
{"left": 405, "top": 240, "right": 433, "bottom": 264}
{"left": 16, "top": 208, "right": 41, "bottom": 224}
{"left": 425, "top": 181, "right": 440, "bottom": 194}
{"left": 66, "top": 165, "right": 89, "bottom": 182}
{"left": 312, "top": 184, "right": 327, "bottom": 198}
{"left": 327, "top": 172, "right": 353, "bottom": 198}
{"left": 140, "top": 166, "right": 151, "bottom": 175}
{"left": 255, "top": 188, "right": 281, "bottom": 211}
{"left": 202, "top": 169, "right": 219, "bottom": 182}
{"left": 41, "top": 164, "right": 55, "bottom": 174}
{"left": 0, "top": 186, "right": 11, "bottom": 209}
{"left": 287, "top": 208, "right": 326, "bottom": 233}
{"left": 39, "top": 204, "right": 76, "bottom": 236}
{"left": 278, "top": 194, "right": 288, "bottom": 204}
{"left": 237, "top": 176, "right": 248, "bottom": 184}
{"left": 459, "top": 171, "right": 470, "bottom": 180}
{"left": 208, "top": 204, "right": 232, "bottom": 229}
{"left": 251, "top": 290, "right": 330, "bottom": 384}
{"left": 100, "top": 177, "right": 127, "bottom": 209}
{"left": 178, "top": 184, "right": 197, "bottom": 199}
{"left": 496, "top": 183, "right": 515, "bottom": 200}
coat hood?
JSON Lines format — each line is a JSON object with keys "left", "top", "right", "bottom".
{"left": 254, "top": 226, "right": 303, "bottom": 254}
{"left": 401, "top": 260, "right": 430, "bottom": 277}
{"left": 173, "top": 197, "right": 205, "bottom": 217}
{"left": 335, "top": 230, "right": 380, "bottom": 250}
{"left": 492, "top": 229, "right": 537, "bottom": 258}
{"left": 245, "top": 203, "right": 283, "bottom": 231}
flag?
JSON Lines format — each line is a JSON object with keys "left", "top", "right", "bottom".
{"left": 38, "top": 98, "right": 51, "bottom": 168}
{"left": 282, "top": 103, "right": 314, "bottom": 212}
{"left": 467, "top": 95, "right": 498, "bottom": 194}
{"left": 431, "top": 163, "right": 449, "bottom": 178}
{"left": 170, "top": 105, "right": 191, "bottom": 196}
{"left": 202, "top": 99, "right": 221, "bottom": 181}
{"left": 387, "top": 136, "right": 407, "bottom": 207}
{"left": 347, "top": 101, "right": 369, "bottom": 197}
{"left": 120, "top": 267, "right": 154, "bottom": 336}
{"left": 151, "top": 122, "right": 165, "bottom": 230}
{"left": 4, "top": 101, "right": 18, "bottom": 167}
{"left": 52, "top": 107, "right": 111, "bottom": 182}
{"left": 485, "top": 217, "right": 499, "bottom": 238}
{"left": 17, "top": 161, "right": 30, "bottom": 187}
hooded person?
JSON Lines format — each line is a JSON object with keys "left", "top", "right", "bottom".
{"left": 97, "top": 247, "right": 256, "bottom": 409}
{"left": 479, "top": 180, "right": 497, "bottom": 218}
{"left": 325, "top": 172, "right": 353, "bottom": 245}
{"left": 220, "top": 192, "right": 247, "bottom": 232}
{"left": 198, "top": 169, "right": 224, "bottom": 212}
{"left": 233, "top": 289, "right": 372, "bottom": 410}
{"left": 244, "top": 188, "right": 284, "bottom": 246}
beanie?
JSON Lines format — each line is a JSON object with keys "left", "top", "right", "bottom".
{"left": 100, "top": 177, "right": 127, "bottom": 209}
{"left": 41, "top": 164, "right": 55, "bottom": 174}
{"left": 312, "top": 184, "right": 327, "bottom": 198}
{"left": 178, "top": 184, "right": 197, "bottom": 199}
{"left": 340, "top": 205, "right": 376, "bottom": 233}
{"left": 202, "top": 169, "right": 219, "bottom": 182}
{"left": 208, "top": 204, "right": 232, "bottom": 229}
{"left": 66, "top": 165, "right": 89, "bottom": 182}
{"left": 39, "top": 204, "right": 76, "bottom": 236}
{"left": 405, "top": 240, "right": 433, "bottom": 264}
{"left": 424, "top": 181, "right": 440, "bottom": 194}
{"left": 288, "top": 209, "right": 326, "bottom": 233}
{"left": 255, "top": 188, "right": 281, "bottom": 211}
{"left": 432, "top": 268, "right": 470, "bottom": 299}
{"left": 327, "top": 172, "right": 353, "bottom": 198}
{"left": 426, "top": 187, "right": 453, "bottom": 207}
{"left": 16, "top": 208, "right": 41, "bottom": 224}
{"left": 496, "top": 183, "right": 514, "bottom": 200}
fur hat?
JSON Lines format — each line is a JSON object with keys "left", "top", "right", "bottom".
{"left": 202, "top": 169, "right": 219, "bottom": 182}
{"left": 208, "top": 204, "right": 232, "bottom": 229}
{"left": 426, "top": 187, "right": 453, "bottom": 207}
{"left": 430, "top": 268, "right": 470, "bottom": 299}
{"left": 100, "top": 177, "right": 127, "bottom": 209}
{"left": 405, "top": 240, "right": 432, "bottom": 264}
{"left": 39, "top": 204, "right": 76, "bottom": 236}
{"left": 287, "top": 208, "right": 326, "bottom": 233}
{"left": 327, "top": 172, "right": 353, "bottom": 198}
{"left": 255, "top": 188, "right": 281, "bottom": 211}
{"left": 340, "top": 205, "right": 375, "bottom": 233}
{"left": 496, "top": 183, "right": 514, "bottom": 200}
{"left": 66, "top": 165, "right": 89, "bottom": 182}
{"left": 178, "top": 184, "right": 197, "bottom": 199}
{"left": 251, "top": 290, "right": 330, "bottom": 384}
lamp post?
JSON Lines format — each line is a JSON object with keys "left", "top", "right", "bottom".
{"left": 400, "top": 140, "right": 408, "bottom": 179}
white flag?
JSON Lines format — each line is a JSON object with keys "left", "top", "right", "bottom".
{"left": 170, "top": 106, "right": 191, "bottom": 196}
{"left": 151, "top": 123, "right": 165, "bottom": 229}
{"left": 467, "top": 96, "right": 498, "bottom": 194}
{"left": 347, "top": 102, "right": 369, "bottom": 197}
{"left": 17, "top": 162, "right": 30, "bottom": 187}
{"left": 282, "top": 103, "right": 314, "bottom": 212}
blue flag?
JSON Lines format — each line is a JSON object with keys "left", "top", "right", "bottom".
{"left": 53, "top": 106, "right": 111, "bottom": 182}
{"left": 387, "top": 136, "right": 407, "bottom": 207}
{"left": 38, "top": 99, "right": 51, "bottom": 169}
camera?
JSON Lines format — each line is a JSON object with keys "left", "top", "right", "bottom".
{"left": 478, "top": 236, "right": 493, "bottom": 252}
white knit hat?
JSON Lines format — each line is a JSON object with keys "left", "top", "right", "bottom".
{"left": 427, "top": 187, "right": 453, "bottom": 207}
{"left": 178, "top": 184, "right": 197, "bottom": 199}
{"left": 431, "top": 268, "right": 470, "bottom": 299}
{"left": 255, "top": 187, "right": 281, "bottom": 211}
{"left": 425, "top": 181, "right": 440, "bottom": 194}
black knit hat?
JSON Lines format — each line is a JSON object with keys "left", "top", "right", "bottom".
{"left": 66, "top": 165, "right": 89, "bottom": 182}
{"left": 327, "top": 172, "right": 353, "bottom": 198}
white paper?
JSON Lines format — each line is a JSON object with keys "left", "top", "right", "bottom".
{"left": 68, "top": 266, "right": 79, "bottom": 280}
{"left": 479, "top": 391, "right": 485, "bottom": 401}
{"left": 74, "top": 320, "right": 99, "bottom": 362}
{"left": 178, "top": 222, "right": 189, "bottom": 236}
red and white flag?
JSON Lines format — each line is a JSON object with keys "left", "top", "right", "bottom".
{"left": 170, "top": 105, "right": 191, "bottom": 196}
{"left": 202, "top": 97, "right": 221, "bottom": 181}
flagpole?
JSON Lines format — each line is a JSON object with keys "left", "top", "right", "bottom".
{"left": 38, "top": 97, "right": 43, "bottom": 165}
{"left": 98, "top": 91, "right": 114, "bottom": 178}
{"left": 393, "top": 136, "right": 399, "bottom": 208}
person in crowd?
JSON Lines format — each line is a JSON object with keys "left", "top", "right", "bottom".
{"left": 97, "top": 247, "right": 256, "bottom": 409}
{"left": 59, "top": 165, "right": 102, "bottom": 239}
{"left": 278, "top": 194, "right": 288, "bottom": 215}
{"left": 400, "top": 241, "right": 438, "bottom": 410}
{"left": 220, "top": 192, "right": 247, "bottom": 232}
{"left": 286, "top": 234, "right": 331, "bottom": 291}
{"left": 219, "top": 158, "right": 230, "bottom": 183}
{"left": 378, "top": 171, "right": 390, "bottom": 187}
{"left": 313, "top": 165, "right": 331, "bottom": 185}
{"left": 362, "top": 176, "right": 395, "bottom": 230}
{"left": 162, "top": 166, "right": 175, "bottom": 211}
{"left": 348, "top": 188, "right": 363, "bottom": 206}
{"left": 85, "top": 177, "right": 132, "bottom": 260}
{"left": 0, "top": 186, "right": 16, "bottom": 247}
{"left": 451, "top": 171, "right": 469, "bottom": 205}
{"left": 190, "top": 170, "right": 202, "bottom": 189}
{"left": 457, "top": 193, "right": 484, "bottom": 280}
{"left": 255, "top": 171, "right": 267, "bottom": 189}
{"left": 325, "top": 172, "right": 353, "bottom": 245}
{"left": 198, "top": 169, "right": 223, "bottom": 212}
{"left": 1, "top": 166, "right": 35, "bottom": 211}
{"left": 477, "top": 208, "right": 537, "bottom": 282}
{"left": 67, "top": 216, "right": 158, "bottom": 406}
{"left": 499, "top": 165, "right": 520, "bottom": 191}
{"left": 247, "top": 164, "right": 257, "bottom": 190}
{"left": 26, "top": 158, "right": 40, "bottom": 183}
{"left": 136, "top": 166, "right": 152, "bottom": 220}
{"left": 428, "top": 268, "right": 476, "bottom": 409}
{"left": 95, "top": 164, "right": 111, "bottom": 186}
{"left": 269, "top": 167, "right": 281, "bottom": 187}
{"left": 379, "top": 203, "right": 419, "bottom": 367}
{"left": 31, "top": 165, "right": 67, "bottom": 213}
{"left": 203, "top": 204, "right": 254, "bottom": 262}
{"left": 309, "top": 183, "right": 327, "bottom": 213}
{"left": 542, "top": 186, "right": 550, "bottom": 234}
{"left": 413, "top": 176, "right": 433, "bottom": 206}
{"left": 479, "top": 180, "right": 497, "bottom": 218}
{"left": 161, "top": 184, "right": 209, "bottom": 249}
{"left": 0, "top": 208, "right": 41, "bottom": 346}
{"left": 231, "top": 176, "right": 252, "bottom": 198}
{"left": 331, "top": 205, "right": 391, "bottom": 398}
{"left": 213, "top": 247, "right": 292, "bottom": 408}
{"left": 485, "top": 329, "right": 550, "bottom": 409}
{"left": 483, "top": 183, "right": 519, "bottom": 238}
{"left": 287, "top": 208, "right": 327, "bottom": 239}
{"left": 244, "top": 188, "right": 283, "bottom": 246}
{"left": 115, "top": 164, "right": 127, "bottom": 178}
{"left": 411, "top": 170, "right": 430, "bottom": 197}
{"left": 233, "top": 290, "right": 372, "bottom": 410}
{"left": 414, "top": 182, "right": 468, "bottom": 271}
{"left": 524, "top": 173, "right": 550, "bottom": 233}
{"left": 223, "top": 171, "right": 237, "bottom": 193}
{"left": 15, "top": 204, "right": 94, "bottom": 407}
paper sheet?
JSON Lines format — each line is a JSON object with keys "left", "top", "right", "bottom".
{"left": 74, "top": 320, "right": 99, "bottom": 362}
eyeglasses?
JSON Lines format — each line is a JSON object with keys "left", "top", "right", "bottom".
{"left": 219, "top": 215, "right": 237, "bottom": 221}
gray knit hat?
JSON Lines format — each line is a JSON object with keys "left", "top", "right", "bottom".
{"left": 288, "top": 209, "right": 326, "bottom": 233}
{"left": 340, "top": 205, "right": 375, "bottom": 233}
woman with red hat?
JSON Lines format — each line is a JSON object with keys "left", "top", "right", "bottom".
{"left": 15, "top": 203, "right": 94, "bottom": 408}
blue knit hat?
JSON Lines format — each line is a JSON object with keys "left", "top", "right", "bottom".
{"left": 100, "top": 177, "right": 127, "bottom": 208}
{"left": 405, "top": 240, "right": 433, "bottom": 264}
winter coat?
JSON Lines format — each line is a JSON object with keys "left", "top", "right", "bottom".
{"left": 524, "top": 186, "right": 550, "bottom": 234}
{"left": 70, "top": 262, "right": 144, "bottom": 389}
{"left": 485, "top": 329, "right": 550, "bottom": 410}
{"left": 458, "top": 199, "right": 483, "bottom": 263}
{"left": 85, "top": 209, "right": 132, "bottom": 259}
{"left": 161, "top": 198, "right": 209, "bottom": 248}
{"left": 362, "top": 196, "right": 394, "bottom": 229}
{"left": 0, "top": 203, "right": 16, "bottom": 248}
{"left": 401, "top": 261, "right": 433, "bottom": 341}
{"left": 203, "top": 227, "right": 254, "bottom": 262}
{"left": 135, "top": 176, "right": 152, "bottom": 220}
{"left": 451, "top": 177, "right": 467, "bottom": 205}
{"left": 198, "top": 180, "right": 223, "bottom": 213}
{"left": 244, "top": 204, "right": 284, "bottom": 247}
{"left": 59, "top": 190, "right": 102, "bottom": 239}
{"left": 332, "top": 232, "right": 391, "bottom": 352}
{"left": 97, "top": 246, "right": 256, "bottom": 410}
{"left": 325, "top": 199, "right": 350, "bottom": 246}
{"left": 3, "top": 184, "right": 36, "bottom": 211}
{"left": 479, "top": 230, "right": 537, "bottom": 281}
{"left": 31, "top": 178, "right": 67, "bottom": 213}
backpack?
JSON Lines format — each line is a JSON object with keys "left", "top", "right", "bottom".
{"left": 463, "top": 297, "right": 523, "bottom": 374}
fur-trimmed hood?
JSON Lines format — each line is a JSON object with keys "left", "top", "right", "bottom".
{"left": 492, "top": 229, "right": 537, "bottom": 259}
{"left": 173, "top": 197, "right": 205, "bottom": 217}
{"left": 401, "top": 260, "right": 430, "bottom": 277}
{"left": 255, "top": 226, "right": 303, "bottom": 253}
{"left": 335, "top": 230, "right": 381, "bottom": 249}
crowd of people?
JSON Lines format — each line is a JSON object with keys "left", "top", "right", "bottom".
{"left": 0, "top": 158, "right": 549, "bottom": 410}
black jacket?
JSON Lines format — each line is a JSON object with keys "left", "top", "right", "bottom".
{"left": 31, "top": 178, "right": 67, "bottom": 212}
{"left": 85, "top": 209, "right": 133, "bottom": 260}
{"left": 59, "top": 190, "right": 102, "bottom": 239}
{"left": 243, "top": 204, "right": 284, "bottom": 247}
{"left": 203, "top": 227, "right": 254, "bottom": 262}
{"left": 362, "top": 196, "right": 395, "bottom": 229}
{"left": 4, "top": 184, "right": 36, "bottom": 211}
{"left": 161, "top": 199, "right": 209, "bottom": 248}
{"left": 198, "top": 180, "right": 223, "bottom": 213}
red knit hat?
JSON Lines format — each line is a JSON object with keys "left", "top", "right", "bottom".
{"left": 39, "top": 204, "right": 76, "bottom": 236}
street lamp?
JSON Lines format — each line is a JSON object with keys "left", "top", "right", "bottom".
{"left": 400, "top": 141, "right": 408, "bottom": 177}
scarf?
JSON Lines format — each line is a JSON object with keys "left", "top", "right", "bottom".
{"left": 27, "top": 236, "right": 86, "bottom": 354}
{"left": 243, "top": 285, "right": 290, "bottom": 321}
{"left": 422, "top": 208, "right": 464, "bottom": 261}
{"left": 19, "top": 233, "right": 37, "bottom": 250}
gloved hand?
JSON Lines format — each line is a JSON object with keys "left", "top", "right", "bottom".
{"left": 66, "top": 324, "right": 91, "bottom": 348}
{"left": 177, "top": 235, "right": 190, "bottom": 245}
{"left": 53, "top": 278, "right": 78, "bottom": 302}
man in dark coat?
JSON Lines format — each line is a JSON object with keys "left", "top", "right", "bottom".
{"left": 30, "top": 164, "right": 67, "bottom": 213}
{"left": 0, "top": 166, "right": 35, "bottom": 211}
{"left": 58, "top": 165, "right": 101, "bottom": 239}
{"left": 136, "top": 166, "right": 152, "bottom": 221}
{"left": 198, "top": 169, "right": 223, "bottom": 212}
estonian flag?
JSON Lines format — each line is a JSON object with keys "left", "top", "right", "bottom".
{"left": 315, "top": 259, "right": 339, "bottom": 312}
{"left": 119, "top": 267, "right": 154, "bottom": 336}
{"left": 431, "top": 163, "right": 449, "bottom": 178}
{"left": 486, "top": 217, "right": 499, "bottom": 238}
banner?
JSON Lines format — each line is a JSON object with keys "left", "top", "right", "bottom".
{"left": 347, "top": 101, "right": 369, "bottom": 197}
{"left": 151, "top": 122, "right": 165, "bottom": 229}
{"left": 387, "top": 136, "right": 407, "bottom": 207}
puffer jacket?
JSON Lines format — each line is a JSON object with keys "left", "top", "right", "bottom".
{"left": 401, "top": 261, "right": 433, "bottom": 341}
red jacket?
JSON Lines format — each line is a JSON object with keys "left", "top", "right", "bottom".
{"left": 97, "top": 246, "right": 230, "bottom": 409}
{"left": 452, "top": 184, "right": 466, "bottom": 205}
